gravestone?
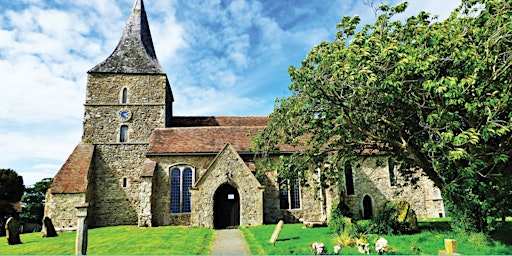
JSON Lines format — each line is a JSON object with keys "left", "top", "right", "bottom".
{"left": 42, "top": 217, "right": 58, "bottom": 237}
{"left": 5, "top": 217, "right": 22, "bottom": 245}
{"left": 269, "top": 220, "right": 284, "bottom": 244}
{"left": 438, "top": 239, "right": 459, "bottom": 255}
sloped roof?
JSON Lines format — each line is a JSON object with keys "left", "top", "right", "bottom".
{"left": 50, "top": 144, "right": 94, "bottom": 194}
{"left": 169, "top": 116, "right": 269, "bottom": 127}
{"left": 88, "top": 0, "right": 165, "bottom": 74}
{"left": 147, "top": 126, "right": 263, "bottom": 154}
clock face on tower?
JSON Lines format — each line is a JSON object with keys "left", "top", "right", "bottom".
{"left": 118, "top": 109, "right": 132, "bottom": 121}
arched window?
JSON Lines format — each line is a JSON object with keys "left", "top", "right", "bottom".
{"left": 182, "top": 168, "right": 193, "bottom": 213}
{"left": 170, "top": 168, "right": 181, "bottom": 213}
{"left": 388, "top": 158, "right": 397, "bottom": 186}
{"left": 170, "top": 165, "right": 195, "bottom": 214}
{"left": 363, "top": 195, "right": 373, "bottom": 219}
{"left": 121, "top": 88, "right": 128, "bottom": 104}
{"left": 120, "top": 125, "right": 129, "bottom": 142}
{"left": 345, "top": 163, "right": 355, "bottom": 195}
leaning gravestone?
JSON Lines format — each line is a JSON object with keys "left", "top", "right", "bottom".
{"left": 42, "top": 217, "right": 58, "bottom": 238}
{"left": 269, "top": 220, "right": 284, "bottom": 244}
{"left": 5, "top": 217, "right": 22, "bottom": 245}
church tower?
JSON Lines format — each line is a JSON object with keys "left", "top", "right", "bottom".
{"left": 45, "top": 0, "right": 173, "bottom": 229}
{"left": 82, "top": 0, "right": 172, "bottom": 226}
{"left": 83, "top": 0, "right": 172, "bottom": 142}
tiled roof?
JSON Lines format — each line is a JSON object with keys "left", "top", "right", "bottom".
{"left": 50, "top": 144, "right": 94, "bottom": 194}
{"left": 147, "top": 127, "right": 261, "bottom": 154}
{"left": 88, "top": 0, "right": 164, "bottom": 74}
{"left": 169, "top": 116, "right": 269, "bottom": 127}
{"left": 147, "top": 126, "right": 301, "bottom": 154}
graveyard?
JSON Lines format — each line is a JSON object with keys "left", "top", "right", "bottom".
{"left": 2, "top": 220, "right": 511, "bottom": 255}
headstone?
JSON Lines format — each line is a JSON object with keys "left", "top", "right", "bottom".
{"left": 269, "top": 220, "right": 284, "bottom": 244}
{"left": 5, "top": 217, "right": 22, "bottom": 245}
{"left": 76, "top": 203, "right": 89, "bottom": 255}
{"left": 392, "top": 200, "right": 419, "bottom": 232}
{"left": 42, "top": 217, "right": 58, "bottom": 237}
{"left": 438, "top": 239, "right": 459, "bottom": 255}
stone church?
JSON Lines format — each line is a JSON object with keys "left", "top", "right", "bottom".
{"left": 44, "top": 0, "right": 445, "bottom": 230}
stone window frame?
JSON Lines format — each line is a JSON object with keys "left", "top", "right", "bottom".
{"left": 169, "top": 164, "right": 196, "bottom": 215}
{"left": 121, "top": 87, "right": 128, "bottom": 104}
{"left": 279, "top": 178, "right": 302, "bottom": 210}
{"left": 119, "top": 125, "right": 129, "bottom": 143}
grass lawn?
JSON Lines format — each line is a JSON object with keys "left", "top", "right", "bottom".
{"left": 241, "top": 222, "right": 512, "bottom": 255}
{"left": 0, "top": 226, "right": 213, "bottom": 255}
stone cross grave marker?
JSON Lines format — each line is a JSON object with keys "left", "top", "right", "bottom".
{"left": 5, "top": 217, "right": 22, "bottom": 245}
{"left": 269, "top": 220, "right": 284, "bottom": 244}
{"left": 42, "top": 217, "right": 58, "bottom": 238}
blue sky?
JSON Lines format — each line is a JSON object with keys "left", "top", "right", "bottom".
{"left": 0, "top": 0, "right": 460, "bottom": 185}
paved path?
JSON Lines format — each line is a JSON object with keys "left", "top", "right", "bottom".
{"left": 209, "top": 229, "right": 251, "bottom": 255}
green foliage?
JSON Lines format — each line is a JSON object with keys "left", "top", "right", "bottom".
{"left": 253, "top": 0, "right": 512, "bottom": 233}
{"left": 0, "top": 225, "right": 213, "bottom": 255}
{"left": 0, "top": 169, "right": 24, "bottom": 226}
{"left": 373, "top": 201, "right": 406, "bottom": 235}
{"left": 20, "top": 178, "right": 53, "bottom": 224}
{"left": 329, "top": 202, "right": 355, "bottom": 235}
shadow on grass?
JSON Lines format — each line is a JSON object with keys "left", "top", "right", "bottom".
{"left": 491, "top": 223, "right": 512, "bottom": 246}
{"left": 418, "top": 221, "right": 452, "bottom": 232}
{"left": 277, "top": 236, "right": 300, "bottom": 242}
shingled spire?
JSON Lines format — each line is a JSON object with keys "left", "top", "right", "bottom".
{"left": 89, "top": 0, "right": 165, "bottom": 74}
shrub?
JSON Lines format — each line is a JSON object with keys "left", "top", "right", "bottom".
{"left": 329, "top": 202, "right": 354, "bottom": 235}
{"left": 356, "top": 220, "right": 373, "bottom": 234}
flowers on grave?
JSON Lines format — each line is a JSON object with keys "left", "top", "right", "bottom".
{"left": 356, "top": 237, "right": 370, "bottom": 254}
{"left": 310, "top": 242, "right": 326, "bottom": 255}
{"left": 333, "top": 243, "right": 344, "bottom": 255}
{"left": 375, "top": 237, "right": 388, "bottom": 255}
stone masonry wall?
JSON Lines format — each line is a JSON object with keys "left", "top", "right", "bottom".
{"left": 44, "top": 192, "right": 86, "bottom": 230}
{"left": 342, "top": 156, "right": 445, "bottom": 219}
{"left": 83, "top": 73, "right": 169, "bottom": 144}
{"left": 90, "top": 144, "right": 148, "bottom": 227}
{"left": 149, "top": 155, "right": 215, "bottom": 226}
{"left": 189, "top": 145, "right": 264, "bottom": 228}
{"left": 259, "top": 168, "right": 328, "bottom": 224}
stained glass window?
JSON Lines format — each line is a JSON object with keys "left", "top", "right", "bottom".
{"left": 170, "top": 168, "right": 181, "bottom": 213}
{"left": 182, "top": 168, "right": 193, "bottom": 213}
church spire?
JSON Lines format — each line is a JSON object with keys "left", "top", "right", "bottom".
{"left": 89, "top": 0, "right": 165, "bottom": 74}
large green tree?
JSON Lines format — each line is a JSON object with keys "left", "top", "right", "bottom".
{"left": 0, "top": 169, "right": 24, "bottom": 235}
{"left": 254, "top": 0, "right": 511, "bottom": 233}
{"left": 20, "top": 178, "right": 53, "bottom": 224}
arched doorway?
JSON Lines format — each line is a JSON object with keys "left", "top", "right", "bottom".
{"left": 213, "top": 183, "right": 240, "bottom": 229}
{"left": 362, "top": 195, "right": 373, "bottom": 219}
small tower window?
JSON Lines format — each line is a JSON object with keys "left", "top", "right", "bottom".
{"left": 122, "top": 178, "right": 128, "bottom": 188}
{"left": 121, "top": 88, "right": 128, "bottom": 104}
{"left": 120, "top": 125, "right": 129, "bottom": 142}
